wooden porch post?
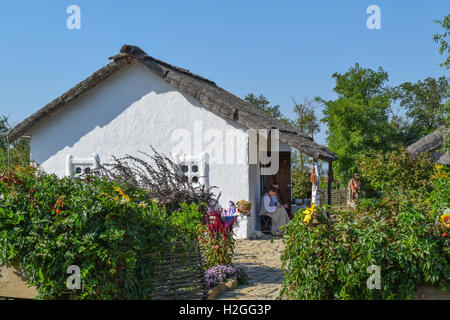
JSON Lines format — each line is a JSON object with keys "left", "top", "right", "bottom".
{"left": 328, "top": 161, "right": 333, "bottom": 206}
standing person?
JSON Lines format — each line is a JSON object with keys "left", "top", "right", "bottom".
{"left": 260, "top": 188, "right": 290, "bottom": 236}
{"left": 347, "top": 173, "right": 360, "bottom": 209}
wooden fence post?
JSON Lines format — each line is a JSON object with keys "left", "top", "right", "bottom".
{"left": 328, "top": 161, "right": 333, "bottom": 206}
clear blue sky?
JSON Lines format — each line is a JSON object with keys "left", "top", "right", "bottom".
{"left": 0, "top": 0, "right": 448, "bottom": 146}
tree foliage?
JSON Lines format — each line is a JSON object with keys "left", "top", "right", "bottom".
{"left": 433, "top": 14, "right": 450, "bottom": 152}
{"left": 0, "top": 116, "right": 30, "bottom": 171}
{"left": 317, "top": 64, "right": 393, "bottom": 183}
{"left": 292, "top": 98, "right": 320, "bottom": 139}
{"left": 391, "top": 76, "right": 449, "bottom": 144}
{"left": 433, "top": 14, "right": 450, "bottom": 69}
{"left": 244, "top": 93, "right": 291, "bottom": 124}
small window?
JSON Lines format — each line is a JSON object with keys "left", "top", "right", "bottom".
{"left": 179, "top": 156, "right": 207, "bottom": 187}
{"left": 66, "top": 153, "right": 100, "bottom": 177}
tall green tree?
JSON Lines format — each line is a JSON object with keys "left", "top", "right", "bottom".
{"left": 291, "top": 97, "right": 320, "bottom": 171}
{"left": 433, "top": 14, "right": 450, "bottom": 69}
{"left": 292, "top": 97, "right": 320, "bottom": 139}
{"left": 317, "top": 63, "right": 393, "bottom": 183}
{"left": 244, "top": 93, "right": 290, "bottom": 122}
{"left": 392, "top": 76, "right": 449, "bottom": 144}
{"left": 433, "top": 14, "right": 450, "bottom": 152}
{"left": 0, "top": 116, "right": 30, "bottom": 171}
{"left": 0, "top": 116, "right": 9, "bottom": 150}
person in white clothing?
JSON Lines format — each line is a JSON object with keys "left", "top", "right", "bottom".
{"left": 260, "top": 188, "right": 290, "bottom": 236}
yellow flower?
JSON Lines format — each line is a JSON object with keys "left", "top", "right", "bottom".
{"left": 113, "top": 186, "right": 131, "bottom": 203}
{"left": 302, "top": 204, "right": 316, "bottom": 224}
{"left": 305, "top": 203, "right": 316, "bottom": 213}
{"left": 98, "top": 192, "right": 110, "bottom": 198}
{"left": 431, "top": 164, "right": 449, "bottom": 180}
{"left": 442, "top": 214, "right": 450, "bottom": 228}
{"left": 303, "top": 213, "right": 312, "bottom": 224}
{"left": 138, "top": 201, "right": 148, "bottom": 208}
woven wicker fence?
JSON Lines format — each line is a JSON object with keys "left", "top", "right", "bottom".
{"left": 1, "top": 240, "right": 207, "bottom": 300}
{"left": 149, "top": 240, "right": 208, "bottom": 300}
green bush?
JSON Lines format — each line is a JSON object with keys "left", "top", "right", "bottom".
{"left": 291, "top": 168, "right": 310, "bottom": 199}
{"left": 0, "top": 166, "right": 204, "bottom": 299}
{"left": 281, "top": 150, "right": 449, "bottom": 300}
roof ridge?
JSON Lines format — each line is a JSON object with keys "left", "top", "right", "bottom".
{"left": 113, "top": 45, "right": 314, "bottom": 142}
{"left": 5, "top": 44, "right": 337, "bottom": 161}
{"left": 110, "top": 45, "right": 216, "bottom": 86}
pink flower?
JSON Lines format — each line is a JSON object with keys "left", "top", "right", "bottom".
{"left": 213, "top": 245, "right": 219, "bottom": 250}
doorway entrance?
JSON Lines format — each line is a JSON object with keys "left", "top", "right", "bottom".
{"left": 260, "top": 151, "right": 292, "bottom": 217}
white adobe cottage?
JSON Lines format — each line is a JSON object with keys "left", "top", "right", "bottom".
{"left": 6, "top": 45, "right": 336, "bottom": 239}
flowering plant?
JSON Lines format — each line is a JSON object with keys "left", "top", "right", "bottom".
{"left": 199, "top": 203, "right": 238, "bottom": 268}
{"left": 204, "top": 265, "right": 235, "bottom": 288}
{"left": 442, "top": 212, "right": 450, "bottom": 228}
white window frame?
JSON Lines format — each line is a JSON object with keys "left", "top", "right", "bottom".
{"left": 175, "top": 153, "right": 208, "bottom": 188}
{"left": 66, "top": 153, "right": 100, "bottom": 177}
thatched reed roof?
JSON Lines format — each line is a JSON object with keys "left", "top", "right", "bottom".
{"left": 407, "top": 127, "right": 449, "bottom": 165}
{"left": 5, "top": 45, "right": 337, "bottom": 162}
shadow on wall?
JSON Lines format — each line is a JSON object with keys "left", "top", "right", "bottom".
{"left": 29, "top": 64, "right": 172, "bottom": 163}
{"left": 28, "top": 63, "right": 247, "bottom": 167}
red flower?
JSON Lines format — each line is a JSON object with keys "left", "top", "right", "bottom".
{"left": 57, "top": 197, "right": 63, "bottom": 206}
{"left": 443, "top": 232, "right": 447, "bottom": 237}
{"left": 56, "top": 208, "right": 60, "bottom": 215}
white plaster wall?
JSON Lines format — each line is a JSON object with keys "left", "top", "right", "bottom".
{"left": 28, "top": 62, "right": 255, "bottom": 237}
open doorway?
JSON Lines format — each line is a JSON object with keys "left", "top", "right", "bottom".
{"left": 260, "top": 151, "right": 292, "bottom": 220}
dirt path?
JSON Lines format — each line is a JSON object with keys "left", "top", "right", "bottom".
{"left": 219, "top": 235, "right": 285, "bottom": 300}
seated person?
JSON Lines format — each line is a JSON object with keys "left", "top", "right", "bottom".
{"left": 260, "top": 188, "right": 290, "bottom": 236}
{"left": 271, "top": 183, "right": 288, "bottom": 209}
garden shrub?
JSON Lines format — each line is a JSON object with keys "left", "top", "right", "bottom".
{"left": 291, "top": 168, "right": 311, "bottom": 200}
{"left": 0, "top": 166, "right": 204, "bottom": 300}
{"left": 199, "top": 207, "right": 237, "bottom": 269}
{"left": 281, "top": 150, "right": 449, "bottom": 300}
{"left": 92, "top": 147, "right": 220, "bottom": 214}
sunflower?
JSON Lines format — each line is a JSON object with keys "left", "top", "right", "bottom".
{"left": 442, "top": 213, "right": 450, "bottom": 228}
